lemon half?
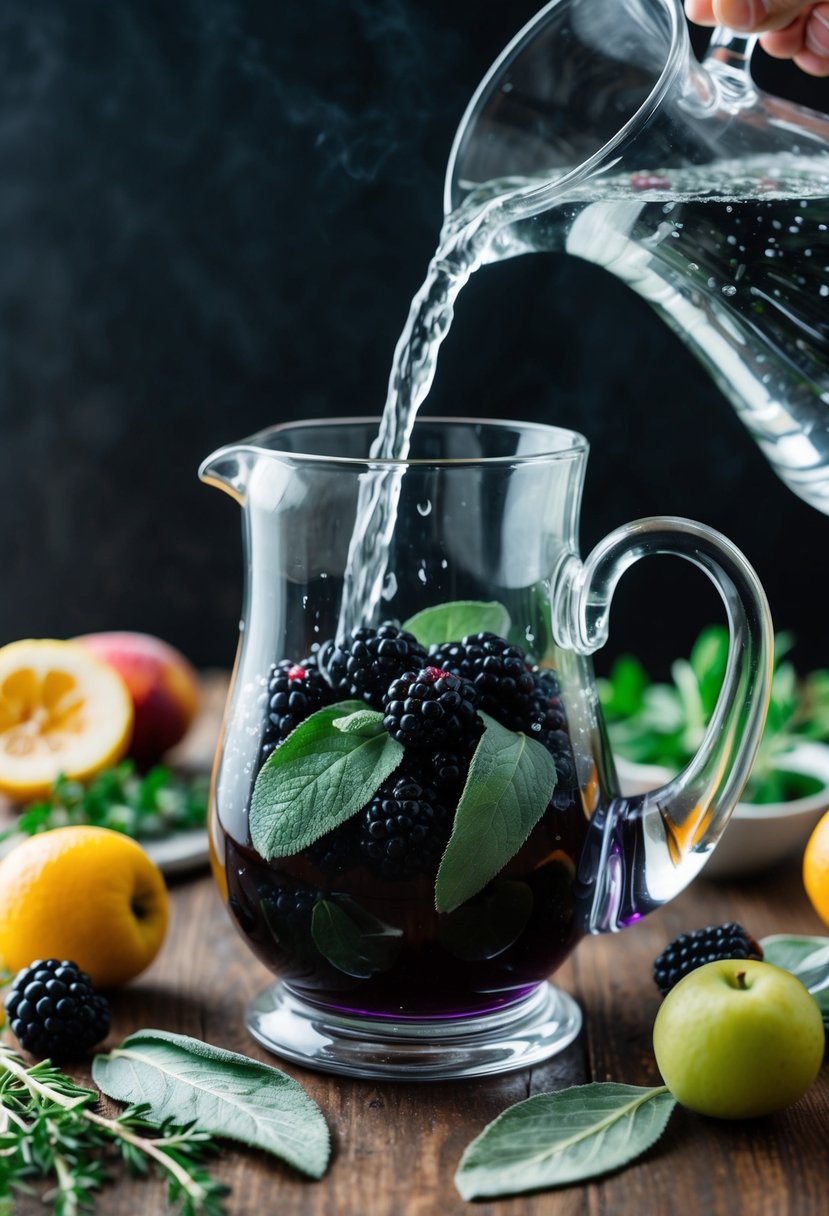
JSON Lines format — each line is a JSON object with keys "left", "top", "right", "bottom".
{"left": 0, "top": 638, "right": 133, "bottom": 800}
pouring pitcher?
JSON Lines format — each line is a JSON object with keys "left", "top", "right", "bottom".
{"left": 444, "top": 0, "right": 829, "bottom": 513}
{"left": 200, "top": 417, "right": 772, "bottom": 1080}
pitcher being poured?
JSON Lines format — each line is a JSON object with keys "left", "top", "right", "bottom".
{"left": 378, "top": 0, "right": 829, "bottom": 514}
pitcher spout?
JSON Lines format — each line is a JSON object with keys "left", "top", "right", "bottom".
{"left": 198, "top": 445, "right": 252, "bottom": 503}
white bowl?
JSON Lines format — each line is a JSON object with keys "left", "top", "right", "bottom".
{"left": 614, "top": 742, "right": 829, "bottom": 880}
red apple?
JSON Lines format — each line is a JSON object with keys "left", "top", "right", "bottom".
{"left": 74, "top": 631, "right": 200, "bottom": 767}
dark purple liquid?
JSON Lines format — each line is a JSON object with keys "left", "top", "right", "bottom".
{"left": 217, "top": 788, "right": 590, "bottom": 1021}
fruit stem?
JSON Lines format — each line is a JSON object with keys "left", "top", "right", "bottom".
{"left": 735, "top": 969, "right": 748, "bottom": 989}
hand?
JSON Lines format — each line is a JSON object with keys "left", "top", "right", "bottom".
{"left": 685, "top": 0, "right": 829, "bottom": 75}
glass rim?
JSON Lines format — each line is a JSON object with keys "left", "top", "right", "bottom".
{"left": 204, "top": 415, "right": 590, "bottom": 472}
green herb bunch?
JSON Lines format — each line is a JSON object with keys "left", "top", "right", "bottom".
{"left": 0, "top": 762, "right": 208, "bottom": 844}
{"left": 598, "top": 626, "right": 829, "bottom": 804}
{"left": 0, "top": 1046, "right": 227, "bottom": 1216}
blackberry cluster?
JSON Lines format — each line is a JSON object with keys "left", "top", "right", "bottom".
{"left": 382, "top": 666, "right": 481, "bottom": 750}
{"left": 357, "top": 770, "right": 454, "bottom": 880}
{"left": 318, "top": 622, "right": 428, "bottom": 709}
{"left": 260, "top": 658, "right": 331, "bottom": 762}
{"left": 652, "top": 922, "right": 764, "bottom": 996}
{"left": 4, "top": 960, "right": 110, "bottom": 1061}
{"left": 430, "top": 633, "right": 535, "bottom": 729}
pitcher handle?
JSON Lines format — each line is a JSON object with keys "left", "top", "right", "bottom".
{"left": 552, "top": 516, "right": 772, "bottom": 933}
{"left": 701, "top": 27, "right": 760, "bottom": 101}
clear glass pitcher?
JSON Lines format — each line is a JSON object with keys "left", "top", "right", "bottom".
{"left": 444, "top": 0, "right": 829, "bottom": 512}
{"left": 200, "top": 416, "right": 772, "bottom": 1080}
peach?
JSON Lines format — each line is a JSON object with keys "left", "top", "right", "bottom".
{"left": 74, "top": 631, "right": 200, "bottom": 767}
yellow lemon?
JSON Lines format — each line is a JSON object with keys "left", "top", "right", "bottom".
{"left": 0, "top": 826, "right": 169, "bottom": 987}
{"left": 803, "top": 808, "right": 829, "bottom": 927}
{"left": 0, "top": 639, "right": 134, "bottom": 801}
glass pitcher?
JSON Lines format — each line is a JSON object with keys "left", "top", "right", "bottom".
{"left": 200, "top": 416, "right": 772, "bottom": 1080}
{"left": 443, "top": 0, "right": 829, "bottom": 512}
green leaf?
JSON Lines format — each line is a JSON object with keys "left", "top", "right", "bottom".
{"left": 439, "top": 880, "right": 533, "bottom": 961}
{"left": 92, "top": 1030, "right": 330, "bottom": 1179}
{"left": 455, "top": 1083, "right": 676, "bottom": 1199}
{"left": 250, "top": 701, "right": 404, "bottom": 859}
{"left": 311, "top": 896, "right": 402, "bottom": 977}
{"left": 760, "top": 934, "right": 829, "bottom": 1022}
{"left": 333, "top": 708, "right": 385, "bottom": 735}
{"left": 402, "top": 600, "right": 511, "bottom": 649}
{"left": 435, "top": 713, "right": 557, "bottom": 914}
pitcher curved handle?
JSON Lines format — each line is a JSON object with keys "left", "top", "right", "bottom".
{"left": 552, "top": 516, "right": 772, "bottom": 933}
{"left": 700, "top": 26, "right": 760, "bottom": 103}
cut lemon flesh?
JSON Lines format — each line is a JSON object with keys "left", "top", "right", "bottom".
{"left": 0, "top": 639, "right": 134, "bottom": 800}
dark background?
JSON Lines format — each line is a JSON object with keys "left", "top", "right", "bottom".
{"left": 1, "top": 0, "right": 827, "bottom": 680}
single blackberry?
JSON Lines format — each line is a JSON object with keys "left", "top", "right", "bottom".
{"left": 260, "top": 658, "right": 332, "bottom": 762}
{"left": 382, "top": 666, "right": 481, "bottom": 750}
{"left": 653, "top": 922, "right": 764, "bottom": 996}
{"left": 259, "top": 878, "right": 322, "bottom": 960}
{"left": 318, "top": 621, "right": 429, "bottom": 709}
{"left": 521, "top": 668, "right": 577, "bottom": 810}
{"left": 4, "top": 959, "right": 110, "bottom": 1061}
{"left": 356, "top": 770, "right": 454, "bottom": 880}
{"left": 430, "top": 633, "right": 535, "bottom": 729}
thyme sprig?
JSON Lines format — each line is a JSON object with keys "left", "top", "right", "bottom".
{"left": 0, "top": 1045, "right": 228, "bottom": 1215}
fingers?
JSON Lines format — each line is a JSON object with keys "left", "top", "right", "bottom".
{"left": 685, "top": 0, "right": 821, "bottom": 32}
{"left": 760, "top": 3, "right": 829, "bottom": 73}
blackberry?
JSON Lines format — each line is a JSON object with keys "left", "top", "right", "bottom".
{"left": 523, "top": 668, "right": 577, "bottom": 810}
{"left": 356, "top": 770, "right": 454, "bottom": 880}
{"left": 318, "top": 621, "right": 429, "bottom": 709}
{"left": 4, "top": 959, "right": 110, "bottom": 1061}
{"left": 430, "top": 633, "right": 535, "bottom": 729}
{"left": 382, "top": 666, "right": 481, "bottom": 750}
{"left": 653, "top": 922, "right": 764, "bottom": 996}
{"left": 260, "top": 658, "right": 331, "bottom": 762}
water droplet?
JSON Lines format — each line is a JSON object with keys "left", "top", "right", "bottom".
{"left": 820, "top": 285, "right": 829, "bottom": 298}
{"left": 320, "top": 571, "right": 328, "bottom": 579}
{"left": 440, "top": 558, "right": 448, "bottom": 569}
{"left": 417, "top": 499, "right": 432, "bottom": 516}
{"left": 417, "top": 567, "right": 427, "bottom": 585}
{"left": 688, "top": 262, "right": 699, "bottom": 272}
{"left": 721, "top": 285, "right": 737, "bottom": 297}
{"left": 381, "top": 572, "right": 398, "bottom": 600}
{"left": 707, "top": 277, "right": 717, "bottom": 290}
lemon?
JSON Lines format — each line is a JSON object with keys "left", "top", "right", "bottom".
{"left": 0, "top": 825, "right": 169, "bottom": 987}
{"left": 0, "top": 638, "right": 133, "bottom": 800}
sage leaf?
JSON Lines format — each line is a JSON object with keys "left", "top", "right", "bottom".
{"left": 435, "top": 713, "right": 557, "bottom": 913}
{"left": 761, "top": 934, "right": 829, "bottom": 1022}
{"left": 250, "top": 701, "right": 404, "bottom": 859}
{"left": 92, "top": 1029, "right": 330, "bottom": 1179}
{"left": 311, "top": 896, "right": 402, "bottom": 977}
{"left": 439, "top": 880, "right": 533, "bottom": 961}
{"left": 333, "top": 708, "right": 385, "bottom": 735}
{"left": 403, "top": 600, "right": 511, "bottom": 649}
{"left": 455, "top": 1083, "right": 676, "bottom": 1199}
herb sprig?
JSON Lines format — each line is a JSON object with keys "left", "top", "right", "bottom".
{"left": 0, "top": 1045, "right": 227, "bottom": 1215}
{"left": 1, "top": 763, "right": 208, "bottom": 844}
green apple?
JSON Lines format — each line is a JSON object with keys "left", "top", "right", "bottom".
{"left": 653, "top": 959, "right": 825, "bottom": 1119}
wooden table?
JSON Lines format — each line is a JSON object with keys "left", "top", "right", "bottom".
{"left": 10, "top": 678, "right": 829, "bottom": 1215}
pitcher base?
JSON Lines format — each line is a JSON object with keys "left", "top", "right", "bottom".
{"left": 245, "top": 980, "right": 582, "bottom": 1080}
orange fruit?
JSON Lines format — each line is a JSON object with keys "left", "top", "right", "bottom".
{"left": 803, "top": 808, "right": 829, "bottom": 927}
{"left": 0, "top": 825, "right": 169, "bottom": 987}
{"left": 0, "top": 639, "right": 133, "bottom": 800}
